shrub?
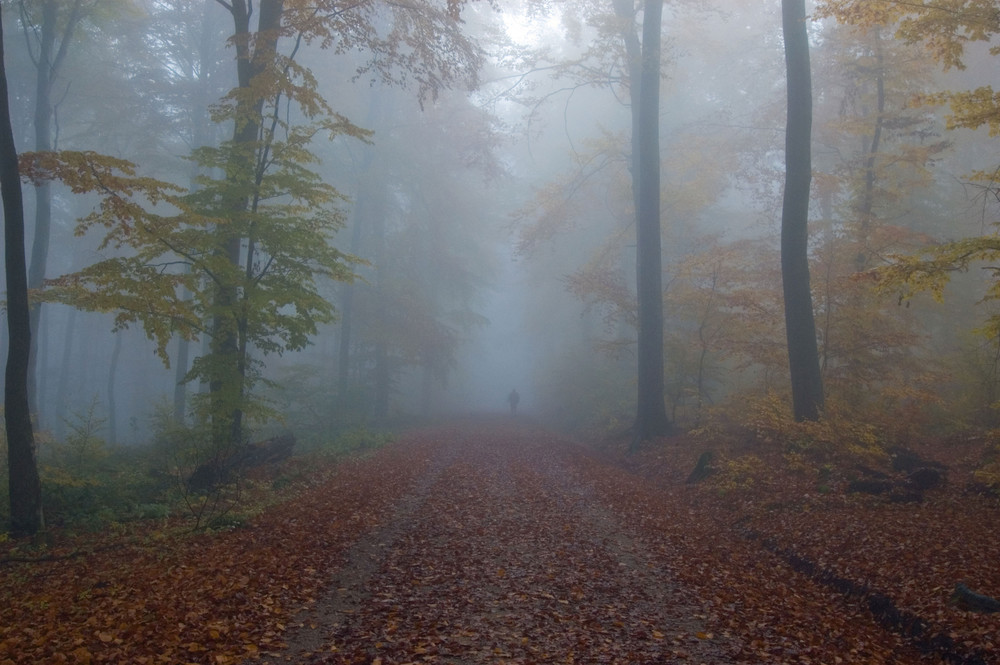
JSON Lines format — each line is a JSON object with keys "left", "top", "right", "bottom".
{"left": 37, "top": 400, "right": 172, "bottom": 529}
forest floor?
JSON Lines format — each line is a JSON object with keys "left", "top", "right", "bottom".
{"left": 1, "top": 418, "right": 998, "bottom": 664}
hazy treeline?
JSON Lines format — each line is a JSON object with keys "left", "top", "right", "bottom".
{"left": 0, "top": 0, "right": 997, "bottom": 449}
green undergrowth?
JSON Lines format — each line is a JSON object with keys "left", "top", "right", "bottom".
{"left": 1, "top": 404, "right": 397, "bottom": 538}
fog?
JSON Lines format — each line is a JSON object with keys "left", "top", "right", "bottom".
{"left": 1, "top": 0, "right": 997, "bottom": 449}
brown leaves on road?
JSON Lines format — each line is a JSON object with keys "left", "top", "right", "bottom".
{"left": 3, "top": 421, "right": 996, "bottom": 664}
{"left": 304, "top": 425, "right": 725, "bottom": 664}
{"left": 0, "top": 442, "right": 435, "bottom": 665}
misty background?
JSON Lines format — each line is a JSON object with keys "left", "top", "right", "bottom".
{"left": 0, "top": 0, "right": 996, "bottom": 449}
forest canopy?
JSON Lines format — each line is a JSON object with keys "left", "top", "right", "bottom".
{"left": 1, "top": 0, "right": 999, "bottom": 533}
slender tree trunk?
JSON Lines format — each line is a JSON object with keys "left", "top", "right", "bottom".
{"left": 25, "top": 0, "right": 86, "bottom": 422}
{"left": 420, "top": 365, "right": 433, "bottom": 417}
{"left": 338, "top": 90, "right": 388, "bottom": 401}
{"left": 612, "top": 0, "right": 642, "bottom": 173}
{"left": 1, "top": 8, "right": 44, "bottom": 536}
{"left": 856, "top": 28, "right": 885, "bottom": 272}
{"left": 175, "top": 3, "right": 218, "bottom": 423}
{"left": 632, "top": 0, "right": 671, "bottom": 445}
{"left": 337, "top": 198, "right": 365, "bottom": 397}
{"left": 173, "top": 322, "right": 190, "bottom": 422}
{"left": 372, "top": 184, "right": 390, "bottom": 422}
{"left": 781, "top": 0, "right": 824, "bottom": 421}
{"left": 374, "top": 342, "right": 390, "bottom": 422}
{"left": 25, "top": 0, "right": 56, "bottom": 419}
{"left": 54, "top": 306, "right": 77, "bottom": 440}
{"left": 212, "top": 0, "right": 284, "bottom": 447}
{"left": 106, "top": 331, "right": 122, "bottom": 446}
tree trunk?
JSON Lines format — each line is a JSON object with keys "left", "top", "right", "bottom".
{"left": 25, "top": 0, "right": 86, "bottom": 422}
{"left": 25, "top": 0, "right": 56, "bottom": 419}
{"left": 856, "top": 28, "right": 885, "bottom": 272}
{"left": 372, "top": 178, "right": 390, "bottom": 422}
{"left": 632, "top": 0, "right": 671, "bottom": 444}
{"left": 54, "top": 306, "right": 77, "bottom": 440}
{"left": 780, "top": 0, "right": 824, "bottom": 421}
{"left": 1, "top": 8, "right": 44, "bottom": 536}
{"left": 212, "top": 0, "right": 284, "bottom": 447}
{"left": 374, "top": 342, "right": 390, "bottom": 422}
{"left": 175, "top": 3, "right": 219, "bottom": 424}
{"left": 336, "top": 200, "right": 365, "bottom": 397}
{"left": 107, "top": 331, "right": 122, "bottom": 446}
{"left": 338, "top": 90, "right": 389, "bottom": 404}
{"left": 173, "top": 321, "right": 191, "bottom": 422}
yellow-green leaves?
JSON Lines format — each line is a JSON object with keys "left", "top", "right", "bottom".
{"left": 873, "top": 233, "right": 1000, "bottom": 339}
{"left": 817, "top": 0, "right": 1000, "bottom": 345}
{"left": 816, "top": 1, "right": 1000, "bottom": 71}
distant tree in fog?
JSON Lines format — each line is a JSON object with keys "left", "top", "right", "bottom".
{"left": 15, "top": 0, "right": 122, "bottom": 420}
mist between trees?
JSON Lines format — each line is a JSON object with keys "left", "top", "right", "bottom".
{"left": 2, "top": 0, "right": 1000, "bottom": 533}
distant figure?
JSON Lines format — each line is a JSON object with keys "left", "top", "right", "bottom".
{"left": 508, "top": 388, "right": 520, "bottom": 415}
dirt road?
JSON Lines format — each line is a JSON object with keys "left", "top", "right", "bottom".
{"left": 3, "top": 419, "right": 986, "bottom": 663}
{"left": 266, "top": 421, "right": 731, "bottom": 664}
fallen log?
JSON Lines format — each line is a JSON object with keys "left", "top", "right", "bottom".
{"left": 952, "top": 583, "right": 1000, "bottom": 614}
{"left": 188, "top": 433, "right": 295, "bottom": 492}
{"left": 738, "top": 526, "right": 994, "bottom": 664}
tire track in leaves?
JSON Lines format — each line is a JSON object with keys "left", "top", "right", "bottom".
{"left": 263, "top": 428, "right": 466, "bottom": 664}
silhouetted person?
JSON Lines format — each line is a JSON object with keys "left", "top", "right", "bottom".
{"left": 508, "top": 388, "right": 520, "bottom": 415}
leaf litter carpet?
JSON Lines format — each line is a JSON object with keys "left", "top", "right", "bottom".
{"left": 4, "top": 419, "right": 992, "bottom": 663}
{"left": 269, "top": 423, "right": 726, "bottom": 664}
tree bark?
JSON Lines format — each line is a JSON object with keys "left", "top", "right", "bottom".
{"left": 632, "top": 0, "right": 671, "bottom": 444}
{"left": 212, "top": 0, "right": 285, "bottom": 447}
{"left": 54, "top": 306, "right": 77, "bottom": 440}
{"left": 781, "top": 0, "right": 824, "bottom": 421}
{"left": 1, "top": 7, "right": 44, "bottom": 536}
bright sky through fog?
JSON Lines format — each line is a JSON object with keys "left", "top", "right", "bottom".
{"left": 501, "top": 6, "right": 560, "bottom": 46}
{"left": 503, "top": 10, "right": 535, "bottom": 45}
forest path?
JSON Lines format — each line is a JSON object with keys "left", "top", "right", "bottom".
{"left": 264, "top": 420, "right": 731, "bottom": 664}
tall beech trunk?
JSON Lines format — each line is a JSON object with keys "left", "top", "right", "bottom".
{"left": 621, "top": 0, "right": 671, "bottom": 445}
{"left": 212, "top": 0, "right": 284, "bottom": 447}
{"left": 1, "top": 8, "right": 44, "bottom": 536}
{"left": 780, "top": 0, "right": 824, "bottom": 421}
{"left": 173, "top": 317, "right": 191, "bottom": 421}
